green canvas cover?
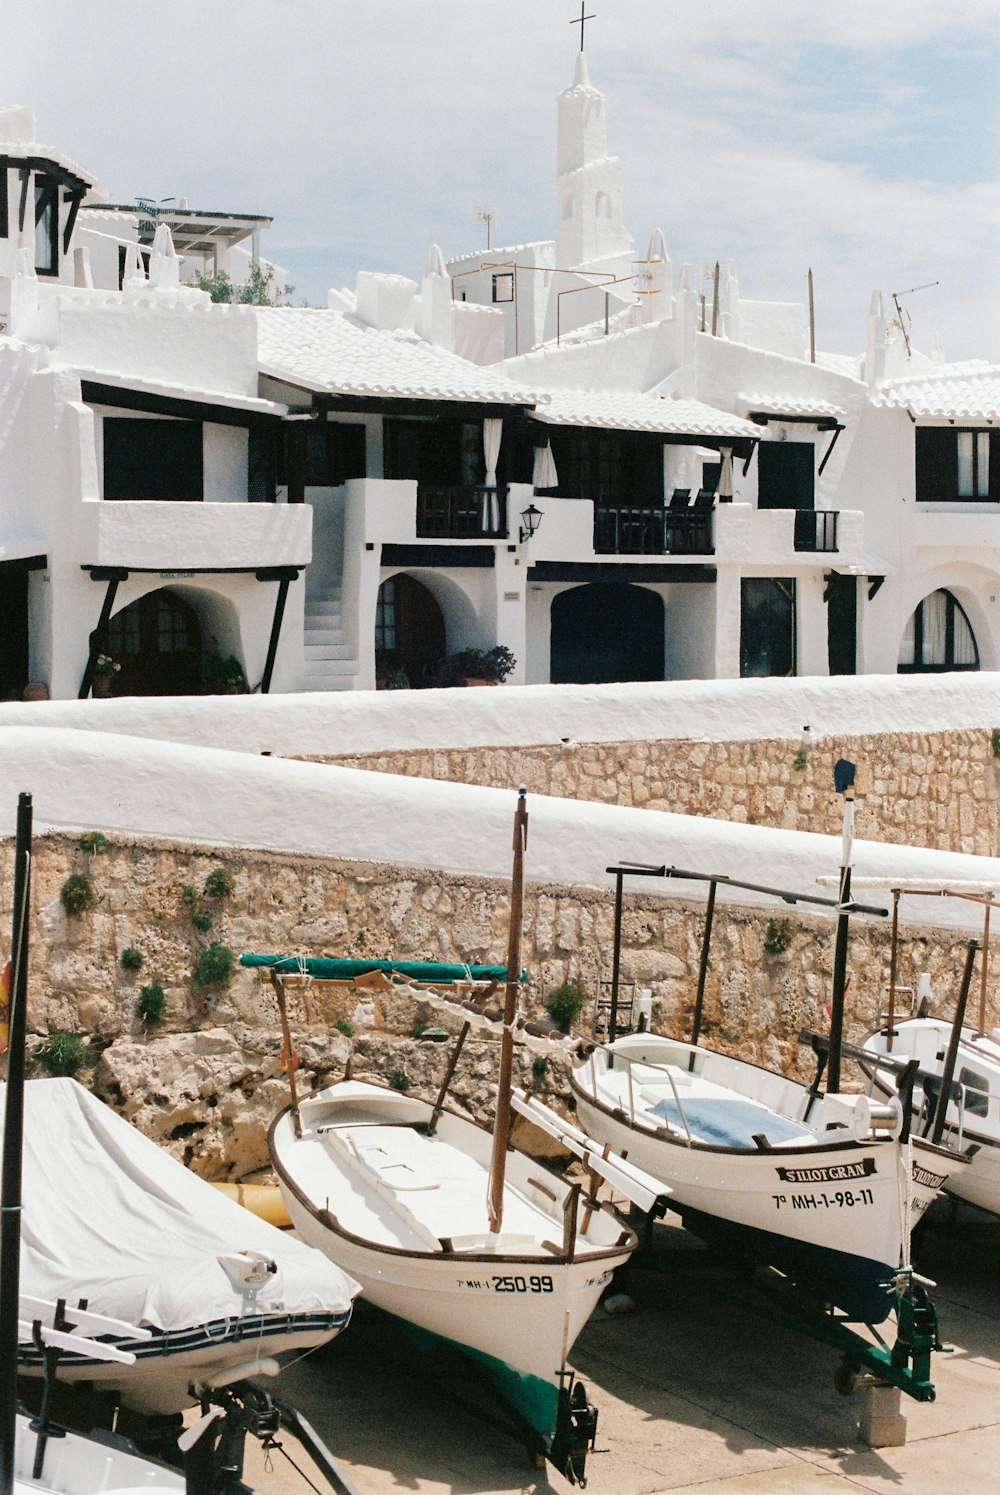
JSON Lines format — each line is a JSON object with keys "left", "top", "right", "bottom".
{"left": 241, "top": 954, "right": 520, "bottom": 982}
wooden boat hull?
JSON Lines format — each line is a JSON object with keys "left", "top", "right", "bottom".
{"left": 572, "top": 1035, "right": 915, "bottom": 1325}
{"left": 269, "top": 1081, "right": 635, "bottom": 1445}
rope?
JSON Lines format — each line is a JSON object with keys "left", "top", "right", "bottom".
{"left": 262, "top": 1436, "right": 325, "bottom": 1495}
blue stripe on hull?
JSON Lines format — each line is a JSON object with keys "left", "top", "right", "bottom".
{"left": 16, "top": 1310, "right": 351, "bottom": 1370}
{"left": 675, "top": 1205, "right": 896, "bottom": 1324}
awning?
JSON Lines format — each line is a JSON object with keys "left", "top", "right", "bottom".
{"left": 76, "top": 369, "right": 287, "bottom": 419}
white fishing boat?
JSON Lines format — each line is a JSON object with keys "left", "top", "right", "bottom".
{"left": 574, "top": 1031, "right": 923, "bottom": 1325}
{"left": 13, "top": 1297, "right": 183, "bottom": 1494}
{"left": 573, "top": 764, "right": 959, "bottom": 1338}
{"left": 861, "top": 1016, "right": 1000, "bottom": 1216}
{"left": 267, "top": 790, "right": 668, "bottom": 1485}
{"left": 4, "top": 1075, "right": 360, "bottom": 1415}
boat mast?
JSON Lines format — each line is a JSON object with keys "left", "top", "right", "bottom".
{"left": 827, "top": 759, "right": 855, "bottom": 1094}
{"left": 488, "top": 787, "right": 528, "bottom": 1236}
{"left": 0, "top": 793, "right": 33, "bottom": 1495}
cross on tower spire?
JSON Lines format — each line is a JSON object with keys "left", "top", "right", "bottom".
{"left": 570, "top": 2, "right": 595, "bottom": 53}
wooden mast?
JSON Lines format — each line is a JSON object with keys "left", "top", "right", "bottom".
{"left": 488, "top": 787, "right": 528, "bottom": 1236}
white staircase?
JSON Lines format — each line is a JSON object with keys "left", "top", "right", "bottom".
{"left": 298, "top": 583, "right": 359, "bottom": 692}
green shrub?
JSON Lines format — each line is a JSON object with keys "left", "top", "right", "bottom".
{"left": 193, "top": 943, "right": 235, "bottom": 991}
{"left": 544, "top": 980, "right": 587, "bottom": 1034}
{"left": 992, "top": 728, "right": 1000, "bottom": 759}
{"left": 334, "top": 1018, "right": 354, "bottom": 1038}
{"left": 135, "top": 984, "right": 167, "bottom": 1028}
{"left": 181, "top": 885, "right": 199, "bottom": 911}
{"left": 792, "top": 749, "right": 807, "bottom": 772}
{"left": 411, "top": 1022, "right": 428, "bottom": 1039}
{"left": 532, "top": 1055, "right": 549, "bottom": 1080}
{"left": 120, "top": 946, "right": 144, "bottom": 974}
{"left": 61, "top": 875, "right": 96, "bottom": 916}
{"left": 191, "top": 909, "right": 214, "bottom": 933}
{"left": 36, "top": 1031, "right": 96, "bottom": 1078}
{"left": 204, "top": 867, "right": 233, "bottom": 901}
{"left": 764, "top": 917, "right": 793, "bottom": 956}
{"left": 78, "top": 831, "right": 109, "bottom": 855}
{"left": 388, "top": 1070, "right": 411, "bottom": 1092}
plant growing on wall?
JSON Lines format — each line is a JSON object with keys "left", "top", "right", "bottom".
{"left": 992, "top": 728, "right": 1000, "bottom": 759}
{"left": 792, "top": 749, "right": 807, "bottom": 772}
{"left": 36, "top": 1031, "right": 97, "bottom": 1078}
{"left": 78, "top": 831, "right": 109, "bottom": 855}
{"left": 61, "top": 875, "right": 96, "bottom": 916}
{"left": 120, "top": 946, "right": 144, "bottom": 974}
{"left": 388, "top": 1070, "right": 411, "bottom": 1092}
{"left": 544, "top": 980, "right": 587, "bottom": 1034}
{"left": 764, "top": 917, "right": 793, "bottom": 956}
{"left": 135, "top": 984, "right": 167, "bottom": 1028}
{"left": 192, "top": 943, "right": 235, "bottom": 993}
{"left": 204, "top": 867, "right": 234, "bottom": 901}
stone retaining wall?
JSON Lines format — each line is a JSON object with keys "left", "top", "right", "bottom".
{"left": 316, "top": 726, "right": 1000, "bottom": 857}
{"left": 4, "top": 832, "right": 994, "bottom": 1179}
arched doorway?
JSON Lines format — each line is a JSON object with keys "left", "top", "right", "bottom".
{"left": 898, "top": 589, "right": 979, "bottom": 673}
{"left": 375, "top": 574, "right": 446, "bottom": 687}
{"left": 550, "top": 582, "right": 664, "bottom": 684}
{"left": 106, "top": 588, "right": 203, "bottom": 696}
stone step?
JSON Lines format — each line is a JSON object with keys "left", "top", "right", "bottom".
{"left": 299, "top": 657, "right": 359, "bottom": 677}
{"left": 304, "top": 644, "right": 353, "bottom": 661}
{"left": 304, "top": 627, "right": 347, "bottom": 647}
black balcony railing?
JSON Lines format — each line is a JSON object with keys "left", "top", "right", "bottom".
{"left": 794, "top": 509, "right": 839, "bottom": 552}
{"left": 416, "top": 485, "right": 507, "bottom": 540}
{"left": 594, "top": 502, "right": 714, "bottom": 556}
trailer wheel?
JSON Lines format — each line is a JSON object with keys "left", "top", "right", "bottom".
{"left": 834, "top": 1363, "right": 859, "bottom": 1396}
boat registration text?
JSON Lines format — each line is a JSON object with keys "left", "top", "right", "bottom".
{"left": 773, "top": 1187, "right": 875, "bottom": 1211}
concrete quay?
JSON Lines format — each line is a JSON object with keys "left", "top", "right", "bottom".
{"left": 244, "top": 1201, "right": 998, "bottom": 1495}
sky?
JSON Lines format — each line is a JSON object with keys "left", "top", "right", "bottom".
{"left": 4, "top": 1, "right": 998, "bottom": 361}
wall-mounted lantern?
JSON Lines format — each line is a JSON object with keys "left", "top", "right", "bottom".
{"left": 519, "top": 503, "right": 543, "bottom": 544}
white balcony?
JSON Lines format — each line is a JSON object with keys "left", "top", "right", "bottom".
{"left": 79, "top": 500, "right": 312, "bottom": 571}
{"left": 915, "top": 506, "right": 1000, "bottom": 551}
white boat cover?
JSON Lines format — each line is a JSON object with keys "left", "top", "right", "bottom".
{"left": 1, "top": 1078, "right": 359, "bottom": 1332}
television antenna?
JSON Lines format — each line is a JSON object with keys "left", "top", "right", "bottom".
{"left": 891, "top": 280, "right": 938, "bottom": 359}
{"left": 475, "top": 205, "right": 495, "bottom": 250}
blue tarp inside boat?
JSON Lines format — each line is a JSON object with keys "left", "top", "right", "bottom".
{"left": 650, "top": 1096, "right": 814, "bottom": 1149}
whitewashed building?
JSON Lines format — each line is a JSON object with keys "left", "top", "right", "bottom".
{"left": 0, "top": 44, "right": 998, "bottom": 701}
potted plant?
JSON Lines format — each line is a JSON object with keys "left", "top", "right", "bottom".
{"left": 449, "top": 646, "right": 516, "bottom": 687}
{"left": 92, "top": 654, "right": 120, "bottom": 698}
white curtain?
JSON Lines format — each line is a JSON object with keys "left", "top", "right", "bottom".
{"left": 482, "top": 418, "right": 502, "bottom": 532}
{"left": 921, "top": 591, "right": 948, "bottom": 664}
{"left": 532, "top": 441, "right": 558, "bottom": 490}
{"left": 718, "top": 446, "right": 734, "bottom": 498}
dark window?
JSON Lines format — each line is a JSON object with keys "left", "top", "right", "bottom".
{"left": 106, "top": 589, "right": 202, "bottom": 696}
{"left": 374, "top": 573, "right": 445, "bottom": 686}
{"left": 103, "top": 417, "right": 203, "bottom": 501}
{"left": 898, "top": 588, "right": 979, "bottom": 673}
{"left": 757, "top": 441, "right": 815, "bottom": 509}
{"left": 34, "top": 177, "right": 58, "bottom": 275}
{"left": 0, "top": 161, "right": 8, "bottom": 240}
{"left": 548, "top": 431, "right": 663, "bottom": 505}
{"left": 740, "top": 578, "right": 796, "bottom": 677}
{"left": 248, "top": 425, "right": 277, "bottom": 504}
{"left": 826, "top": 573, "right": 857, "bottom": 676}
{"left": 915, "top": 427, "right": 999, "bottom": 502}
{"left": 383, "top": 418, "right": 482, "bottom": 487}
{"left": 0, "top": 562, "right": 29, "bottom": 700}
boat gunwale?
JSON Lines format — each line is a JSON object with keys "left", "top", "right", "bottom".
{"left": 268, "top": 1088, "right": 638, "bottom": 1266}
{"left": 570, "top": 1045, "right": 903, "bottom": 1161}
{"left": 862, "top": 1063, "right": 998, "bottom": 1154}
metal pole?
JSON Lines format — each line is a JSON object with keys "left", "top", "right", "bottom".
{"left": 886, "top": 889, "right": 900, "bottom": 1051}
{"left": 0, "top": 792, "right": 33, "bottom": 1495}
{"left": 609, "top": 869, "right": 625, "bottom": 1051}
{"left": 828, "top": 760, "right": 856, "bottom": 1095}
{"left": 690, "top": 879, "right": 717, "bottom": 1053}
{"left": 932, "top": 939, "right": 978, "bottom": 1146}
{"left": 488, "top": 788, "right": 528, "bottom": 1235}
{"left": 428, "top": 1021, "right": 470, "bottom": 1138}
{"left": 711, "top": 261, "right": 720, "bottom": 336}
{"left": 808, "top": 268, "right": 816, "bottom": 364}
{"left": 978, "top": 901, "right": 990, "bottom": 1034}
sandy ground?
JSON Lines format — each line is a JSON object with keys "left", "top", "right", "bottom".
{"left": 239, "top": 1200, "right": 999, "bottom": 1495}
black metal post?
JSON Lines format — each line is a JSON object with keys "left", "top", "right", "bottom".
{"left": 260, "top": 576, "right": 291, "bottom": 695}
{"left": 0, "top": 792, "right": 33, "bottom": 1495}
{"left": 932, "top": 939, "right": 978, "bottom": 1147}
{"left": 828, "top": 863, "right": 851, "bottom": 1095}
{"left": 79, "top": 572, "right": 127, "bottom": 698}
{"left": 609, "top": 869, "right": 625, "bottom": 1052}
{"left": 689, "top": 879, "right": 717, "bottom": 1055}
